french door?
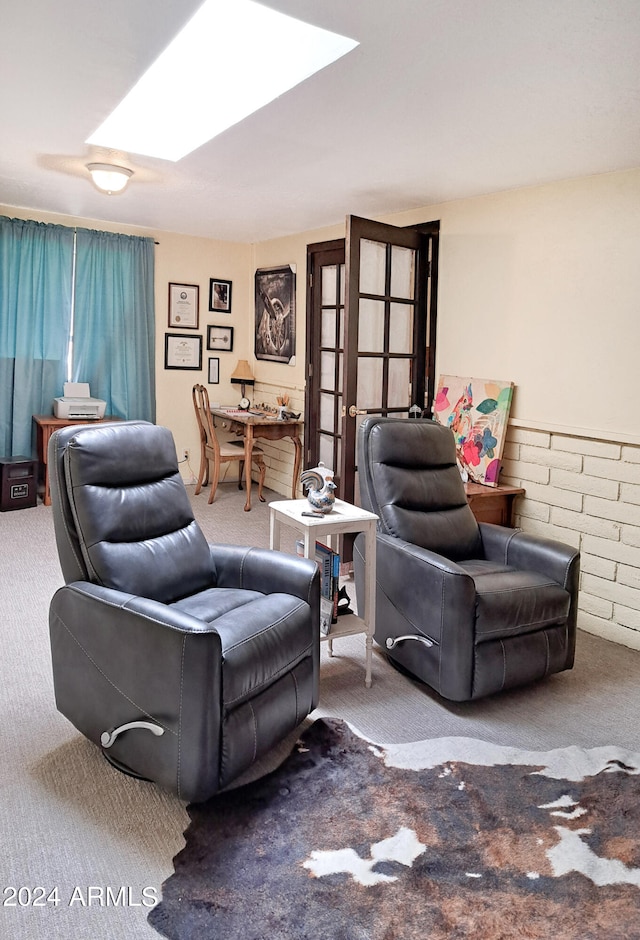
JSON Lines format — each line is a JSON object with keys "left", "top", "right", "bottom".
{"left": 305, "top": 215, "right": 439, "bottom": 509}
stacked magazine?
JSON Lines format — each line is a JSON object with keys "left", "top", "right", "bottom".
{"left": 297, "top": 539, "right": 339, "bottom": 635}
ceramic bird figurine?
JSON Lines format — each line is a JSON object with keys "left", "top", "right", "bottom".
{"left": 300, "top": 462, "right": 337, "bottom": 514}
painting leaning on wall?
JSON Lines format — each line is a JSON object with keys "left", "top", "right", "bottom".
{"left": 433, "top": 375, "right": 514, "bottom": 486}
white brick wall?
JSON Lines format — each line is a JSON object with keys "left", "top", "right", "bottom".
{"left": 244, "top": 405, "right": 640, "bottom": 652}
{"left": 501, "top": 427, "right": 640, "bottom": 651}
{"left": 250, "top": 381, "right": 305, "bottom": 498}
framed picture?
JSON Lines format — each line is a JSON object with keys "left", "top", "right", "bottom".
{"left": 433, "top": 375, "right": 514, "bottom": 486}
{"left": 209, "top": 278, "right": 232, "bottom": 313}
{"left": 164, "top": 333, "right": 202, "bottom": 370}
{"left": 255, "top": 264, "right": 296, "bottom": 363}
{"left": 168, "top": 283, "right": 199, "bottom": 329}
{"left": 208, "top": 357, "right": 220, "bottom": 384}
{"left": 207, "top": 324, "right": 234, "bottom": 352}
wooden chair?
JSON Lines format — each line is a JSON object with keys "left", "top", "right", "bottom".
{"left": 192, "top": 384, "right": 266, "bottom": 505}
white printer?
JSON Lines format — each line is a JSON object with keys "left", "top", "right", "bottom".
{"left": 53, "top": 383, "right": 107, "bottom": 420}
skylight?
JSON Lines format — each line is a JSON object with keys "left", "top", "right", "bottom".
{"left": 86, "top": 0, "right": 359, "bottom": 162}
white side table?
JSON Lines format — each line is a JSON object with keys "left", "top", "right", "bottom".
{"left": 269, "top": 498, "right": 378, "bottom": 688}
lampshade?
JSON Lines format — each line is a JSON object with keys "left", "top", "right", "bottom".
{"left": 87, "top": 163, "right": 133, "bottom": 194}
{"left": 230, "top": 360, "right": 255, "bottom": 385}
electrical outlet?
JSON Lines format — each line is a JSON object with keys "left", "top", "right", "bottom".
{"left": 182, "top": 449, "right": 189, "bottom": 461}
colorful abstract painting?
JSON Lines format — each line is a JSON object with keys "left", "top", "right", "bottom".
{"left": 433, "top": 376, "right": 514, "bottom": 486}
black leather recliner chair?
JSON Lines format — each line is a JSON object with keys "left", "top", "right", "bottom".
{"left": 48, "top": 421, "right": 320, "bottom": 801}
{"left": 354, "top": 417, "right": 580, "bottom": 702}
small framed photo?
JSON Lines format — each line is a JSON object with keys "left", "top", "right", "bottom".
{"left": 207, "top": 324, "right": 234, "bottom": 351}
{"left": 208, "top": 357, "right": 220, "bottom": 384}
{"left": 209, "top": 278, "right": 232, "bottom": 313}
{"left": 168, "top": 283, "right": 199, "bottom": 329}
{"left": 164, "top": 333, "right": 202, "bottom": 370}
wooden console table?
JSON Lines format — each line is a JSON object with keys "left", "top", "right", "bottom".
{"left": 464, "top": 481, "right": 525, "bottom": 527}
{"left": 211, "top": 408, "right": 302, "bottom": 512}
{"left": 33, "top": 414, "right": 121, "bottom": 506}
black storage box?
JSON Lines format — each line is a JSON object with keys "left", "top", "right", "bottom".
{"left": 0, "top": 456, "right": 37, "bottom": 511}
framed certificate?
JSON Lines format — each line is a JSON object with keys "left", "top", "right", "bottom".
{"left": 164, "top": 333, "right": 202, "bottom": 370}
{"left": 168, "top": 283, "right": 199, "bottom": 329}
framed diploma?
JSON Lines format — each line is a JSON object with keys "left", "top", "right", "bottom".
{"left": 168, "top": 282, "right": 199, "bottom": 329}
{"left": 164, "top": 333, "right": 203, "bottom": 370}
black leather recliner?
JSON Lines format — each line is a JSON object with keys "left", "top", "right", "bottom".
{"left": 354, "top": 417, "right": 580, "bottom": 702}
{"left": 48, "top": 421, "right": 320, "bottom": 801}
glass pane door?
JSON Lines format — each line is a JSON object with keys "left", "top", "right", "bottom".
{"left": 305, "top": 241, "right": 346, "bottom": 491}
{"left": 306, "top": 220, "right": 438, "bottom": 518}
{"left": 317, "top": 261, "right": 345, "bottom": 476}
{"left": 342, "top": 216, "right": 426, "bottom": 504}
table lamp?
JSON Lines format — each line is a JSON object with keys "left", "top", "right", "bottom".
{"left": 230, "top": 359, "right": 255, "bottom": 409}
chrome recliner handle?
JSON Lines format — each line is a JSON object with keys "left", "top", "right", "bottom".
{"left": 386, "top": 634, "right": 434, "bottom": 650}
{"left": 100, "top": 721, "right": 164, "bottom": 749}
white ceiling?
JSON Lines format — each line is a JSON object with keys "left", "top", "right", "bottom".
{"left": 2, "top": 0, "right": 639, "bottom": 243}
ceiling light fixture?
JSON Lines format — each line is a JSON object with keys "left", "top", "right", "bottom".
{"left": 87, "top": 163, "right": 133, "bottom": 194}
{"left": 86, "top": 0, "right": 359, "bottom": 162}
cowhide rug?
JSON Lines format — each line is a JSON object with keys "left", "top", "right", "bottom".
{"left": 148, "top": 718, "right": 640, "bottom": 940}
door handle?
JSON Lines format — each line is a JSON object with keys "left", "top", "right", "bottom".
{"left": 346, "top": 404, "right": 367, "bottom": 418}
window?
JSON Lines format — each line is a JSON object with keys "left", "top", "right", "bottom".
{"left": 0, "top": 216, "right": 155, "bottom": 456}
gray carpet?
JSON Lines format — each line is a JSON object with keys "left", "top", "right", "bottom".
{"left": 2, "top": 479, "right": 640, "bottom": 939}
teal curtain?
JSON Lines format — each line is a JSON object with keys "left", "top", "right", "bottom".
{"left": 0, "top": 216, "right": 74, "bottom": 457}
{"left": 73, "top": 228, "right": 156, "bottom": 422}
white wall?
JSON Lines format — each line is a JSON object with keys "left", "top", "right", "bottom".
{"left": 251, "top": 170, "right": 640, "bottom": 650}
{"left": 390, "top": 169, "right": 640, "bottom": 443}
{"left": 252, "top": 168, "right": 640, "bottom": 444}
{"left": 153, "top": 231, "right": 252, "bottom": 473}
{"left": 502, "top": 427, "right": 640, "bottom": 652}
{"left": 4, "top": 166, "right": 640, "bottom": 647}
{"left": 5, "top": 167, "right": 640, "bottom": 449}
